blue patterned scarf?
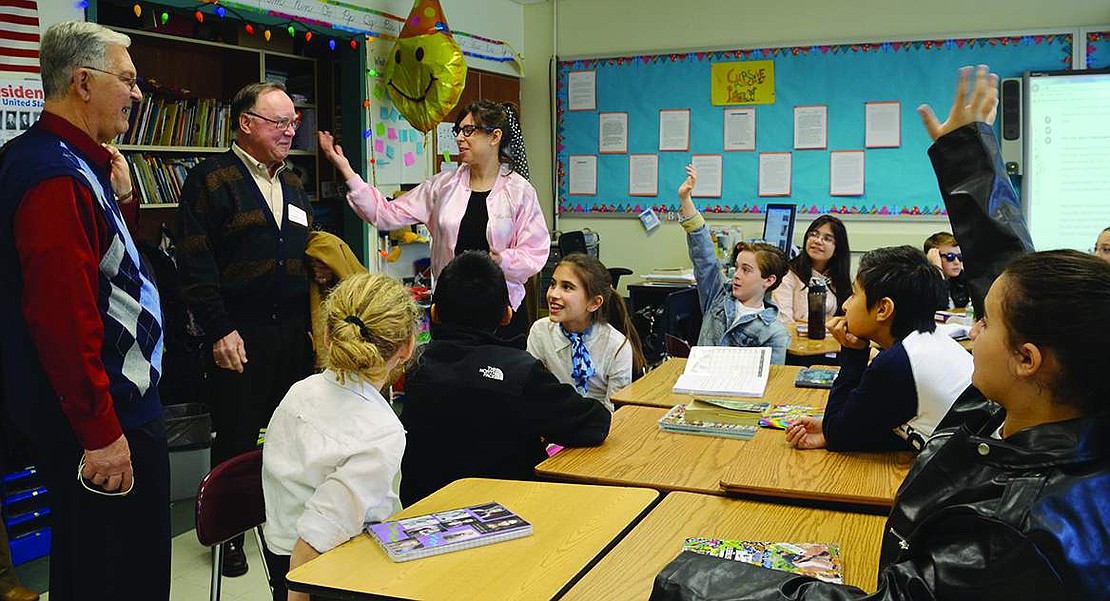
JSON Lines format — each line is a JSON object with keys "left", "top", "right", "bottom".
{"left": 561, "top": 324, "right": 594, "bottom": 393}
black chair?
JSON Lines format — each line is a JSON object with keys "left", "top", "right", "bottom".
{"left": 664, "top": 334, "right": 692, "bottom": 359}
{"left": 557, "top": 230, "right": 634, "bottom": 289}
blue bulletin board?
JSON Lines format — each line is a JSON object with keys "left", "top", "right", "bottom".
{"left": 1087, "top": 30, "right": 1110, "bottom": 68}
{"left": 555, "top": 32, "right": 1073, "bottom": 216}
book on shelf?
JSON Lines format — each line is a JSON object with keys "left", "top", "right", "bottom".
{"left": 683, "top": 398, "right": 769, "bottom": 426}
{"left": 681, "top": 538, "right": 843, "bottom": 584}
{"left": 117, "top": 95, "right": 232, "bottom": 148}
{"left": 794, "top": 367, "right": 840, "bottom": 389}
{"left": 672, "top": 346, "right": 772, "bottom": 398}
{"left": 657, "top": 404, "right": 758, "bottom": 440}
{"left": 758, "top": 404, "right": 824, "bottom": 430}
{"left": 367, "top": 502, "right": 532, "bottom": 562}
{"left": 125, "top": 153, "right": 202, "bottom": 205}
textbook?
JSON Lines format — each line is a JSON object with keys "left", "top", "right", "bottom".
{"left": 683, "top": 398, "right": 770, "bottom": 426}
{"left": 682, "top": 538, "right": 843, "bottom": 584}
{"left": 794, "top": 367, "right": 840, "bottom": 389}
{"left": 672, "top": 346, "right": 772, "bottom": 398}
{"left": 367, "top": 502, "right": 532, "bottom": 562}
{"left": 759, "top": 404, "right": 824, "bottom": 429}
{"left": 658, "top": 404, "right": 758, "bottom": 440}
{"left": 642, "top": 267, "right": 696, "bottom": 284}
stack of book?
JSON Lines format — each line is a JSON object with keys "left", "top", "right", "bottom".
{"left": 125, "top": 154, "right": 203, "bottom": 205}
{"left": 658, "top": 401, "right": 766, "bottom": 440}
{"left": 117, "top": 96, "right": 232, "bottom": 148}
{"left": 672, "top": 346, "right": 772, "bottom": 398}
{"left": 368, "top": 502, "right": 532, "bottom": 562}
{"left": 642, "top": 267, "right": 695, "bottom": 284}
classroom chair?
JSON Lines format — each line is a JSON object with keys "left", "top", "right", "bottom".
{"left": 665, "top": 334, "right": 692, "bottom": 359}
{"left": 194, "top": 449, "right": 270, "bottom": 601}
{"left": 557, "top": 230, "right": 634, "bottom": 288}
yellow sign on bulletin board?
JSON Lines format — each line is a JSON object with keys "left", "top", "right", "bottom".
{"left": 711, "top": 60, "right": 775, "bottom": 105}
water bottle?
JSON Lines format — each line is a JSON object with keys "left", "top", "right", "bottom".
{"left": 807, "top": 277, "right": 827, "bottom": 340}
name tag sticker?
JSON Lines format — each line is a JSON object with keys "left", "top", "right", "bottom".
{"left": 288, "top": 205, "right": 308, "bottom": 226}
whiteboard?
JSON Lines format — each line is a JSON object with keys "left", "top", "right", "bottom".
{"left": 1023, "top": 69, "right": 1110, "bottom": 252}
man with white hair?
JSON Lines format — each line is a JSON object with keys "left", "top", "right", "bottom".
{"left": 0, "top": 21, "right": 170, "bottom": 600}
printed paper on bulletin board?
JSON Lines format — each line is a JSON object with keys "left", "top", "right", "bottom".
{"left": 555, "top": 32, "right": 1072, "bottom": 216}
{"left": 711, "top": 60, "right": 775, "bottom": 105}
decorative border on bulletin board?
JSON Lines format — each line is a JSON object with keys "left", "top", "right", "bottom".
{"left": 555, "top": 33, "right": 1073, "bottom": 216}
{"left": 1087, "top": 30, "right": 1110, "bottom": 69}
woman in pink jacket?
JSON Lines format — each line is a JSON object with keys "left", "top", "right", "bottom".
{"left": 318, "top": 101, "right": 549, "bottom": 342}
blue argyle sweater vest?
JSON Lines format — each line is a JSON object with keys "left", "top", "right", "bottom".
{"left": 0, "top": 124, "right": 164, "bottom": 431}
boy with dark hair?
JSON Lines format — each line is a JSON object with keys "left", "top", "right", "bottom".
{"left": 785, "top": 246, "right": 972, "bottom": 452}
{"left": 923, "top": 231, "right": 970, "bottom": 309}
{"left": 677, "top": 166, "right": 791, "bottom": 363}
{"left": 399, "top": 251, "right": 611, "bottom": 505}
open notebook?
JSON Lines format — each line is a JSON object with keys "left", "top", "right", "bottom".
{"left": 672, "top": 346, "right": 772, "bottom": 397}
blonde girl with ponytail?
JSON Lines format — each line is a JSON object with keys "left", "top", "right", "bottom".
{"left": 261, "top": 273, "right": 417, "bottom": 601}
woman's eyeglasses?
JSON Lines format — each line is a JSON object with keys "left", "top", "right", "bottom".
{"left": 940, "top": 252, "right": 964, "bottom": 262}
{"left": 806, "top": 230, "right": 836, "bottom": 244}
{"left": 452, "top": 124, "right": 495, "bottom": 137}
{"left": 1092, "top": 246, "right": 1110, "bottom": 256}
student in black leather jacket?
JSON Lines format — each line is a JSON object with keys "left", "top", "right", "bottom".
{"left": 650, "top": 66, "right": 1110, "bottom": 601}
{"left": 400, "top": 251, "right": 611, "bottom": 506}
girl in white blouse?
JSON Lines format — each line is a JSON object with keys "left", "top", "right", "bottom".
{"left": 262, "top": 273, "right": 417, "bottom": 601}
{"left": 527, "top": 254, "right": 645, "bottom": 411}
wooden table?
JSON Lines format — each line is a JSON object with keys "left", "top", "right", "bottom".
{"left": 562, "top": 492, "right": 886, "bottom": 600}
{"left": 611, "top": 359, "right": 829, "bottom": 409}
{"left": 285, "top": 478, "right": 659, "bottom": 600}
{"left": 559, "top": 358, "right": 912, "bottom": 507}
{"left": 788, "top": 322, "right": 842, "bottom": 357}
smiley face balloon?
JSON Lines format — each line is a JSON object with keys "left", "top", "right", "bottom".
{"left": 383, "top": 0, "right": 467, "bottom": 133}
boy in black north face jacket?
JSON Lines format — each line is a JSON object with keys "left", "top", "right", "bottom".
{"left": 399, "top": 251, "right": 611, "bottom": 506}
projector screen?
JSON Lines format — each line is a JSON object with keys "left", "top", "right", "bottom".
{"left": 1024, "top": 69, "right": 1110, "bottom": 252}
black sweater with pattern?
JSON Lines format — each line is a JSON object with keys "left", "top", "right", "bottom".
{"left": 177, "top": 150, "right": 311, "bottom": 343}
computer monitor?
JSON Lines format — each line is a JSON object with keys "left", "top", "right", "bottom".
{"left": 762, "top": 203, "right": 797, "bottom": 254}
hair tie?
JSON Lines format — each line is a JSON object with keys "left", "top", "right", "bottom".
{"left": 343, "top": 315, "right": 372, "bottom": 342}
{"left": 500, "top": 103, "right": 530, "bottom": 180}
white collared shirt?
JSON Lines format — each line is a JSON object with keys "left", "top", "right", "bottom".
{"left": 526, "top": 319, "right": 632, "bottom": 412}
{"left": 262, "top": 370, "right": 405, "bottom": 556}
{"left": 231, "top": 142, "right": 286, "bottom": 229}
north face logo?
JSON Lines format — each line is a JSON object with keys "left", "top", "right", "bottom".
{"left": 478, "top": 366, "right": 504, "bottom": 381}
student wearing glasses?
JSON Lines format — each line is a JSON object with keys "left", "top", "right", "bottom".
{"left": 177, "top": 81, "right": 314, "bottom": 578}
{"left": 923, "top": 231, "right": 970, "bottom": 309}
{"left": 318, "top": 100, "right": 549, "bottom": 342}
{"left": 1094, "top": 227, "right": 1110, "bottom": 264}
{"left": 771, "top": 215, "right": 853, "bottom": 324}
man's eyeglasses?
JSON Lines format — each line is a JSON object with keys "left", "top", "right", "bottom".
{"left": 806, "top": 230, "right": 836, "bottom": 244}
{"left": 246, "top": 111, "right": 301, "bottom": 131}
{"left": 940, "top": 252, "right": 964, "bottom": 262}
{"left": 81, "top": 65, "right": 139, "bottom": 92}
{"left": 452, "top": 124, "right": 495, "bottom": 137}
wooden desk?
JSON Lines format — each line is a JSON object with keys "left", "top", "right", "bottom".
{"left": 536, "top": 405, "right": 747, "bottom": 495}
{"left": 788, "top": 322, "right": 841, "bottom": 357}
{"left": 286, "top": 478, "right": 658, "bottom": 600}
{"left": 611, "top": 359, "right": 829, "bottom": 409}
{"left": 562, "top": 492, "right": 886, "bottom": 600}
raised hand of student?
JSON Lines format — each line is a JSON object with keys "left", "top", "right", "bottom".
{"left": 917, "top": 64, "right": 999, "bottom": 142}
{"left": 318, "top": 130, "right": 357, "bottom": 182}
{"left": 785, "top": 417, "right": 827, "bottom": 450}
{"left": 677, "top": 164, "right": 698, "bottom": 218}
{"left": 826, "top": 316, "right": 869, "bottom": 350}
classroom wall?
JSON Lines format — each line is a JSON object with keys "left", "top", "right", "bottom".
{"left": 521, "top": 0, "right": 1109, "bottom": 291}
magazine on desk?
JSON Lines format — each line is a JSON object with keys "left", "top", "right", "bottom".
{"left": 367, "top": 502, "right": 532, "bottom": 562}
{"left": 658, "top": 404, "right": 759, "bottom": 440}
{"left": 672, "top": 346, "right": 772, "bottom": 397}
{"left": 794, "top": 366, "right": 840, "bottom": 389}
{"left": 682, "top": 537, "right": 843, "bottom": 584}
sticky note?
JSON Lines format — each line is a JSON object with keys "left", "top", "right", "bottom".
{"left": 415, "top": 141, "right": 424, "bottom": 155}
{"left": 374, "top": 139, "right": 384, "bottom": 153}
{"left": 443, "top": 151, "right": 450, "bottom": 163}
{"left": 391, "top": 109, "right": 400, "bottom": 121}
{"left": 387, "top": 127, "right": 398, "bottom": 140}
{"left": 376, "top": 123, "right": 386, "bottom": 136}
{"left": 399, "top": 130, "right": 408, "bottom": 143}
{"left": 403, "top": 152, "right": 416, "bottom": 166}
{"left": 386, "top": 146, "right": 395, "bottom": 159}
{"left": 379, "top": 107, "right": 389, "bottom": 121}
{"left": 372, "top": 84, "right": 384, "bottom": 99}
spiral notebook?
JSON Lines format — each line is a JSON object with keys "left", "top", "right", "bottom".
{"left": 367, "top": 502, "right": 532, "bottom": 562}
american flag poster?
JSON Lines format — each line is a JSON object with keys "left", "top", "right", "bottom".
{"left": 0, "top": 0, "right": 39, "bottom": 74}
{"left": 0, "top": 0, "right": 42, "bottom": 146}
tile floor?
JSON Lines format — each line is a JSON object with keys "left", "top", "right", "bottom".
{"left": 16, "top": 499, "right": 274, "bottom": 601}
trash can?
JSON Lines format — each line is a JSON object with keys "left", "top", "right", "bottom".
{"left": 163, "top": 403, "right": 212, "bottom": 502}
